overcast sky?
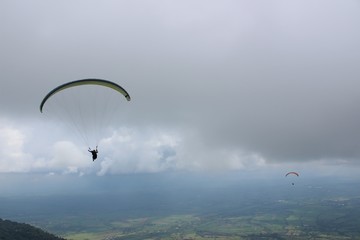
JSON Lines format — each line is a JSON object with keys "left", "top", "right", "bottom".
{"left": 1, "top": 0, "right": 360, "bottom": 180}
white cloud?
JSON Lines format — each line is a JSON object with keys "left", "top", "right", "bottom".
{"left": 0, "top": 120, "right": 33, "bottom": 172}
{"left": 7, "top": 112, "right": 360, "bottom": 179}
{"left": 1, "top": 117, "right": 359, "bottom": 178}
{"left": 96, "top": 127, "right": 268, "bottom": 175}
{"left": 48, "top": 141, "right": 91, "bottom": 173}
{"left": 0, "top": 119, "right": 92, "bottom": 175}
{"left": 175, "top": 131, "right": 267, "bottom": 172}
{"left": 96, "top": 128, "right": 179, "bottom": 175}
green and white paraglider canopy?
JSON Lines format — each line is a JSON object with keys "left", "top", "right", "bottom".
{"left": 40, "top": 78, "right": 131, "bottom": 148}
{"left": 40, "top": 78, "right": 130, "bottom": 113}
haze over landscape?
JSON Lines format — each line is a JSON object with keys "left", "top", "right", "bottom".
{"left": 1, "top": 0, "right": 360, "bottom": 239}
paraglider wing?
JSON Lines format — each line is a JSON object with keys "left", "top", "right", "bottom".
{"left": 39, "top": 78, "right": 131, "bottom": 148}
{"left": 285, "top": 171, "right": 299, "bottom": 177}
{"left": 40, "top": 79, "right": 131, "bottom": 113}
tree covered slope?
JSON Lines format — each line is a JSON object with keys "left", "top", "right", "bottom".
{"left": 0, "top": 218, "right": 65, "bottom": 240}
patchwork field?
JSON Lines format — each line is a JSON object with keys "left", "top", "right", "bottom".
{"left": 55, "top": 197, "right": 360, "bottom": 239}
{"left": 2, "top": 176, "right": 360, "bottom": 240}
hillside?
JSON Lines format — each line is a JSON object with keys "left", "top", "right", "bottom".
{"left": 0, "top": 218, "right": 65, "bottom": 240}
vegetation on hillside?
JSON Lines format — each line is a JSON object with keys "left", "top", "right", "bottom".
{"left": 0, "top": 218, "right": 65, "bottom": 240}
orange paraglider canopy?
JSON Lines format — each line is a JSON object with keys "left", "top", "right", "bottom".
{"left": 285, "top": 171, "right": 299, "bottom": 177}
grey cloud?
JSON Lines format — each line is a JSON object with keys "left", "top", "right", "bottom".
{"left": 1, "top": 0, "right": 360, "bottom": 166}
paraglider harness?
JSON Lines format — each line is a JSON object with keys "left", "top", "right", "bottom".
{"left": 88, "top": 146, "right": 98, "bottom": 161}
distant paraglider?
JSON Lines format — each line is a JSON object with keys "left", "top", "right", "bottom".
{"left": 285, "top": 171, "right": 299, "bottom": 185}
{"left": 285, "top": 172, "right": 299, "bottom": 177}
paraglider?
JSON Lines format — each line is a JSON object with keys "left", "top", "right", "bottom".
{"left": 40, "top": 79, "right": 131, "bottom": 161}
{"left": 88, "top": 146, "right": 98, "bottom": 161}
{"left": 285, "top": 171, "right": 299, "bottom": 185}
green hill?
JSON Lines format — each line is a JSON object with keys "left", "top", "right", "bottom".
{"left": 0, "top": 218, "right": 65, "bottom": 240}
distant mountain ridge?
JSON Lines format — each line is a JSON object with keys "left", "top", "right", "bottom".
{"left": 0, "top": 218, "right": 65, "bottom": 240}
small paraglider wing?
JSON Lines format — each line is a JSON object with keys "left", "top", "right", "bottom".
{"left": 39, "top": 79, "right": 131, "bottom": 113}
{"left": 285, "top": 171, "right": 299, "bottom": 177}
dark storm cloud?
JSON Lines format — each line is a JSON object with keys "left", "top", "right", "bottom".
{"left": 1, "top": 0, "right": 360, "bottom": 165}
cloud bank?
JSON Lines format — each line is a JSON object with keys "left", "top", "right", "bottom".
{"left": 1, "top": 0, "right": 360, "bottom": 176}
{"left": 0, "top": 119, "right": 268, "bottom": 175}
